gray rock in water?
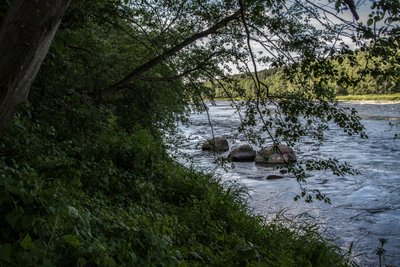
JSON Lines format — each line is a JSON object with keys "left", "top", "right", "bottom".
{"left": 255, "top": 144, "right": 296, "bottom": 165}
{"left": 228, "top": 144, "right": 256, "bottom": 162}
{"left": 202, "top": 137, "right": 229, "bottom": 151}
{"left": 266, "top": 175, "right": 284, "bottom": 180}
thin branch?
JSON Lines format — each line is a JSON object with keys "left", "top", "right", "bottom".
{"left": 305, "top": 0, "right": 357, "bottom": 27}
{"left": 138, "top": 51, "right": 222, "bottom": 81}
{"left": 343, "top": 0, "right": 359, "bottom": 21}
{"left": 96, "top": 9, "right": 241, "bottom": 99}
{"left": 238, "top": 0, "right": 295, "bottom": 169}
{"left": 203, "top": 69, "right": 251, "bottom": 143}
{"left": 91, "top": 13, "right": 153, "bottom": 51}
{"left": 159, "top": 0, "right": 187, "bottom": 36}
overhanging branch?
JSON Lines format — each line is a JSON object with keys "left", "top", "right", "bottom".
{"left": 138, "top": 51, "right": 223, "bottom": 82}
{"left": 96, "top": 9, "right": 241, "bottom": 99}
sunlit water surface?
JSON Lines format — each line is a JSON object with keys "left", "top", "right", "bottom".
{"left": 175, "top": 101, "right": 400, "bottom": 266}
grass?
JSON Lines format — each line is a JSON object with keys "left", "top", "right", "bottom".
{"left": 336, "top": 93, "right": 400, "bottom": 102}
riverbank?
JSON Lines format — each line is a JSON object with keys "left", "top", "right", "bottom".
{"left": 336, "top": 93, "right": 400, "bottom": 102}
{"left": 207, "top": 93, "right": 400, "bottom": 103}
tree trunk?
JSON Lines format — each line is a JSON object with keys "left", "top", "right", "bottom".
{"left": 0, "top": 0, "right": 70, "bottom": 135}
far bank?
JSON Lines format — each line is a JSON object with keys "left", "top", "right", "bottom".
{"left": 206, "top": 93, "right": 400, "bottom": 104}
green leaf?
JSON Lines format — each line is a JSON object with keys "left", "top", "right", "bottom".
{"left": 42, "top": 259, "right": 55, "bottom": 267}
{"left": 21, "top": 193, "right": 34, "bottom": 204}
{"left": 367, "top": 18, "right": 374, "bottom": 26}
{"left": 4, "top": 184, "right": 20, "bottom": 195}
{"left": 334, "top": 0, "right": 341, "bottom": 11}
{"left": 20, "top": 234, "right": 33, "bottom": 250}
{"left": 103, "top": 256, "right": 117, "bottom": 267}
{"left": 63, "top": 234, "right": 81, "bottom": 248}
{"left": 0, "top": 244, "right": 12, "bottom": 262}
{"left": 5, "top": 210, "right": 22, "bottom": 229}
{"left": 52, "top": 36, "right": 65, "bottom": 56}
{"left": 20, "top": 215, "right": 35, "bottom": 230}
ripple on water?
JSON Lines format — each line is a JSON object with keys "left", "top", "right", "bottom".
{"left": 350, "top": 185, "right": 388, "bottom": 202}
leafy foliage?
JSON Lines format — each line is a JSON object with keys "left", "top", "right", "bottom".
{"left": 0, "top": 0, "right": 398, "bottom": 265}
{"left": 0, "top": 114, "right": 350, "bottom": 266}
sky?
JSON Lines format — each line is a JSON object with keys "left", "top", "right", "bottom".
{"left": 237, "top": 0, "right": 377, "bottom": 73}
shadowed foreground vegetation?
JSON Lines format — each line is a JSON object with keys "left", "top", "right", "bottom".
{"left": 0, "top": 124, "right": 350, "bottom": 266}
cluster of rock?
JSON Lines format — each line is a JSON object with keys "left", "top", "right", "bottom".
{"left": 201, "top": 137, "right": 229, "bottom": 151}
{"left": 227, "top": 144, "right": 256, "bottom": 162}
{"left": 202, "top": 137, "right": 296, "bottom": 165}
{"left": 202, "top": 137, "right": 296, "bottom": 180}
{"left": 254, "top": 144, "right": 297, "bottom": 165}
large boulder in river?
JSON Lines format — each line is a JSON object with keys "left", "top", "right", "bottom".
{"left": 255, "top": 144, "right": 296, "bottom": 165}
{"left": 202, "top": 137, "right": 229, "bottom": 152}
{"left": 228, "top": 144, "right": 256, "bottom": 162}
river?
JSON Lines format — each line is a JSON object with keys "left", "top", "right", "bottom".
{"left": 175, "top": 101, "right": 400, "bottom": 267}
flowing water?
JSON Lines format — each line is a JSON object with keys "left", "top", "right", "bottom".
{"left": 176, "top": 101, "right": 400, "bottom": 266}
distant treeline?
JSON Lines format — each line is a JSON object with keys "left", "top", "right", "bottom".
{"left": 207, "top": 49, "right": 400, "bottom": 99}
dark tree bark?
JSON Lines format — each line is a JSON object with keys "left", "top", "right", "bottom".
{"left": 0, "top": 0, "right": 70, "bottom": 135}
